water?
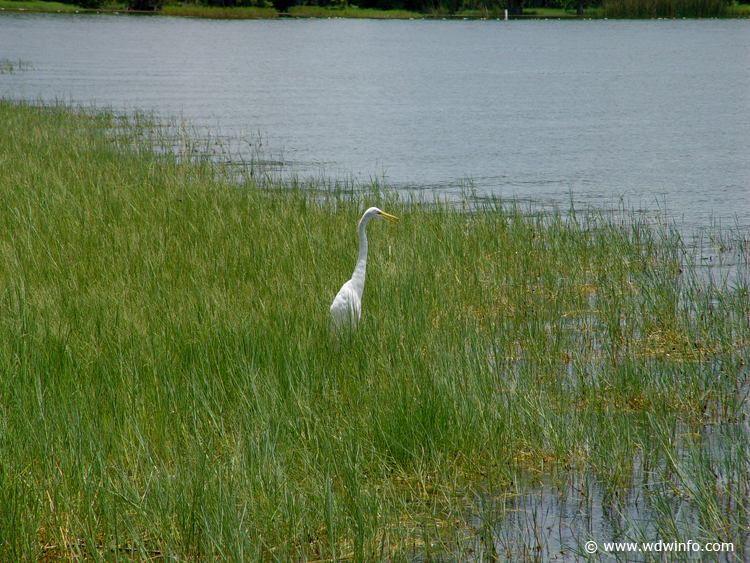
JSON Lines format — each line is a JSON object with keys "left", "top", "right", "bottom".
{"left": 1, "top": 14, "right": 749, "bottom": 231}
{"left": 465, "top": 419, "right": 750, "bottom": 562}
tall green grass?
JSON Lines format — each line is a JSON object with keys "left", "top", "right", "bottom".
{"left": 600, "top": 0, "right": 725, "bottom": 18}
{"left": 160, "top": 5, "right": 278, "bottom": 18}
{"left": 0, "top": 99, "right": 748, "bottom": 561}
{"left": 285, "top": 5, "right": 421, "bottom": 18}
{"left": 0, "top": 0, "right": 86, "bottom": 11}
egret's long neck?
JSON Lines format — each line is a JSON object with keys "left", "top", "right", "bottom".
{"left": 350, "top": 216, "right": 369, "bottom": 295}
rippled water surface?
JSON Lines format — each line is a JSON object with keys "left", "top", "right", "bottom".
{"left": 1, "top": 14, "right": 749, "bottom": 228}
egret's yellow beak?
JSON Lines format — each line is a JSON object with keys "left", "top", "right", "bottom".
{"left": 378, "top": 211, "right": 398, "bottom": 223}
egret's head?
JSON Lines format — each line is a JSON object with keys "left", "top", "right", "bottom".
{"left": 364, "top": 207, "right": 398, "bottom": 224}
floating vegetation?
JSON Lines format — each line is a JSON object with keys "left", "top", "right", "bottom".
{"left": 0, "top": 59, "right": 33, "bottom": 74}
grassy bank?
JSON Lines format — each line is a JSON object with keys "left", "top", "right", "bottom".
{"left": 160, "top": 4, "right": 277, "bottom": 18}
{"left": 600, "top": 0, "right": 725, "bottom": 18}
{"left": 286, "top": 5, "right": 420, "bottom": 18}
{"left": 0, "top": 0, "right": 91, "bottom": 12}
{"left": 2, "top": 0, "right": 749, "bottom": 17}
{"left": 0, "top": 100, "right": 748, "bottom": 561}
{"left": 161, "top": 5, "right": 419, "bottom": 19}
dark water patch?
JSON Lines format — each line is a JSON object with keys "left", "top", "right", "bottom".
{"left": 463, "top": 421, "right": 749, "bottom": 562}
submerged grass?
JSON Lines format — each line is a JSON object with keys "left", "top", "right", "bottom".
{"left": 0, "top": 59, "right": 33, "bottom": 73}
{"left": 0, "top": 99, "right": 748, "bottom": 561}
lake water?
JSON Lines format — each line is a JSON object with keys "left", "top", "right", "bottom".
{"left": 1, "top": 13, "right": 749, "bottom": 231}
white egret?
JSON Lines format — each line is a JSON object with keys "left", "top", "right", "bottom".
{"left": 329, "top": 207, "right": 398, "bottom": 338}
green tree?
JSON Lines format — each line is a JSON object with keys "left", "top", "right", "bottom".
{"left": 506, "top": 0, "right": 523, "bottom": 14}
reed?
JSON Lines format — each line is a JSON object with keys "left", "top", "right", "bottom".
{"left": 0, "top": 0, "right": 85, "bottom": 11}
{"left": 0, "top": 99, "right": 747, "bottom": 561}
{"left": 600, "top": 0, "right": 725, "bottom": 18}
{"left": 285, "top": 5, "right": 421, "bottom": 18}
{"left": 723, "top": 2, "right": 750, "bottom": 16}
{"left": 160, "top": 4, "right": 278, "bottom": 18}
{"left": 0, "top": 59, "right": 32, "bottom": 73}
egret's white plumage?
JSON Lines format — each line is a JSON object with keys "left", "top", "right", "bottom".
{"left": 329, "top": 207, "right": 397, "bottom": 339}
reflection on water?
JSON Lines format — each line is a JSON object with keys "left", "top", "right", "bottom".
{"left": 1, "top": 14, "right": 749, "bottom": 231}
{"left": 465, "top": 419, "right": 750, "bottom": 562}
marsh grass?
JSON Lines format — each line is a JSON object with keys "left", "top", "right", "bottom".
{"left": 0, "top": 0, "right": 84, "bottom": 11}
{"left": 454, "top": 7, "right": 598, "bottom": 18}
{"left": 160, "top": 5, "right": 278, "bottom": 18}
{"left": 600, "top": 0, "right": 725, "bottom": 18}
{"left": 724, "top": 3, "right": 750, "bottom": 16}
{"left": 3, "top": 0, "right": 747, "bottom": 17}
{"left": 0, "top": 59, "right": 33, "bottom": 73}
{"left": 285, "top": 5, "right": 421, "bottom": 18}
{"left": 0, "top": 99, "right": 748, "bottom": 561}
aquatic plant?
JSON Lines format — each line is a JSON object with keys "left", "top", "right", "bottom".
{"left": 600, "top": 0, "right": 725, "bottom": 18}
{"left": 160, "top": 4, "right": 278, "bottom": 18}
{"left": 0, "top": 99, "right": 747, "bottom": 561}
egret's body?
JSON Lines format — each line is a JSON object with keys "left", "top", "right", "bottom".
{"left": 329, "top": 207, "right": 397, "bottom": 338}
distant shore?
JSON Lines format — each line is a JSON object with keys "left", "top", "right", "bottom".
{"left": 2, "top": 0, "right": 749, "bottom": 19}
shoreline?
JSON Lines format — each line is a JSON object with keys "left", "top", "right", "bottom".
{"left": 2, "top": 1, "right": 749, "bottom": 19}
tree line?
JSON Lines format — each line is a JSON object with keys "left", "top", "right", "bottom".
{"left": 57, "top": 0, "right": 745, "bottom": 21}
{"left": 56, "top": 0, "right": 533, "bottom": 12}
